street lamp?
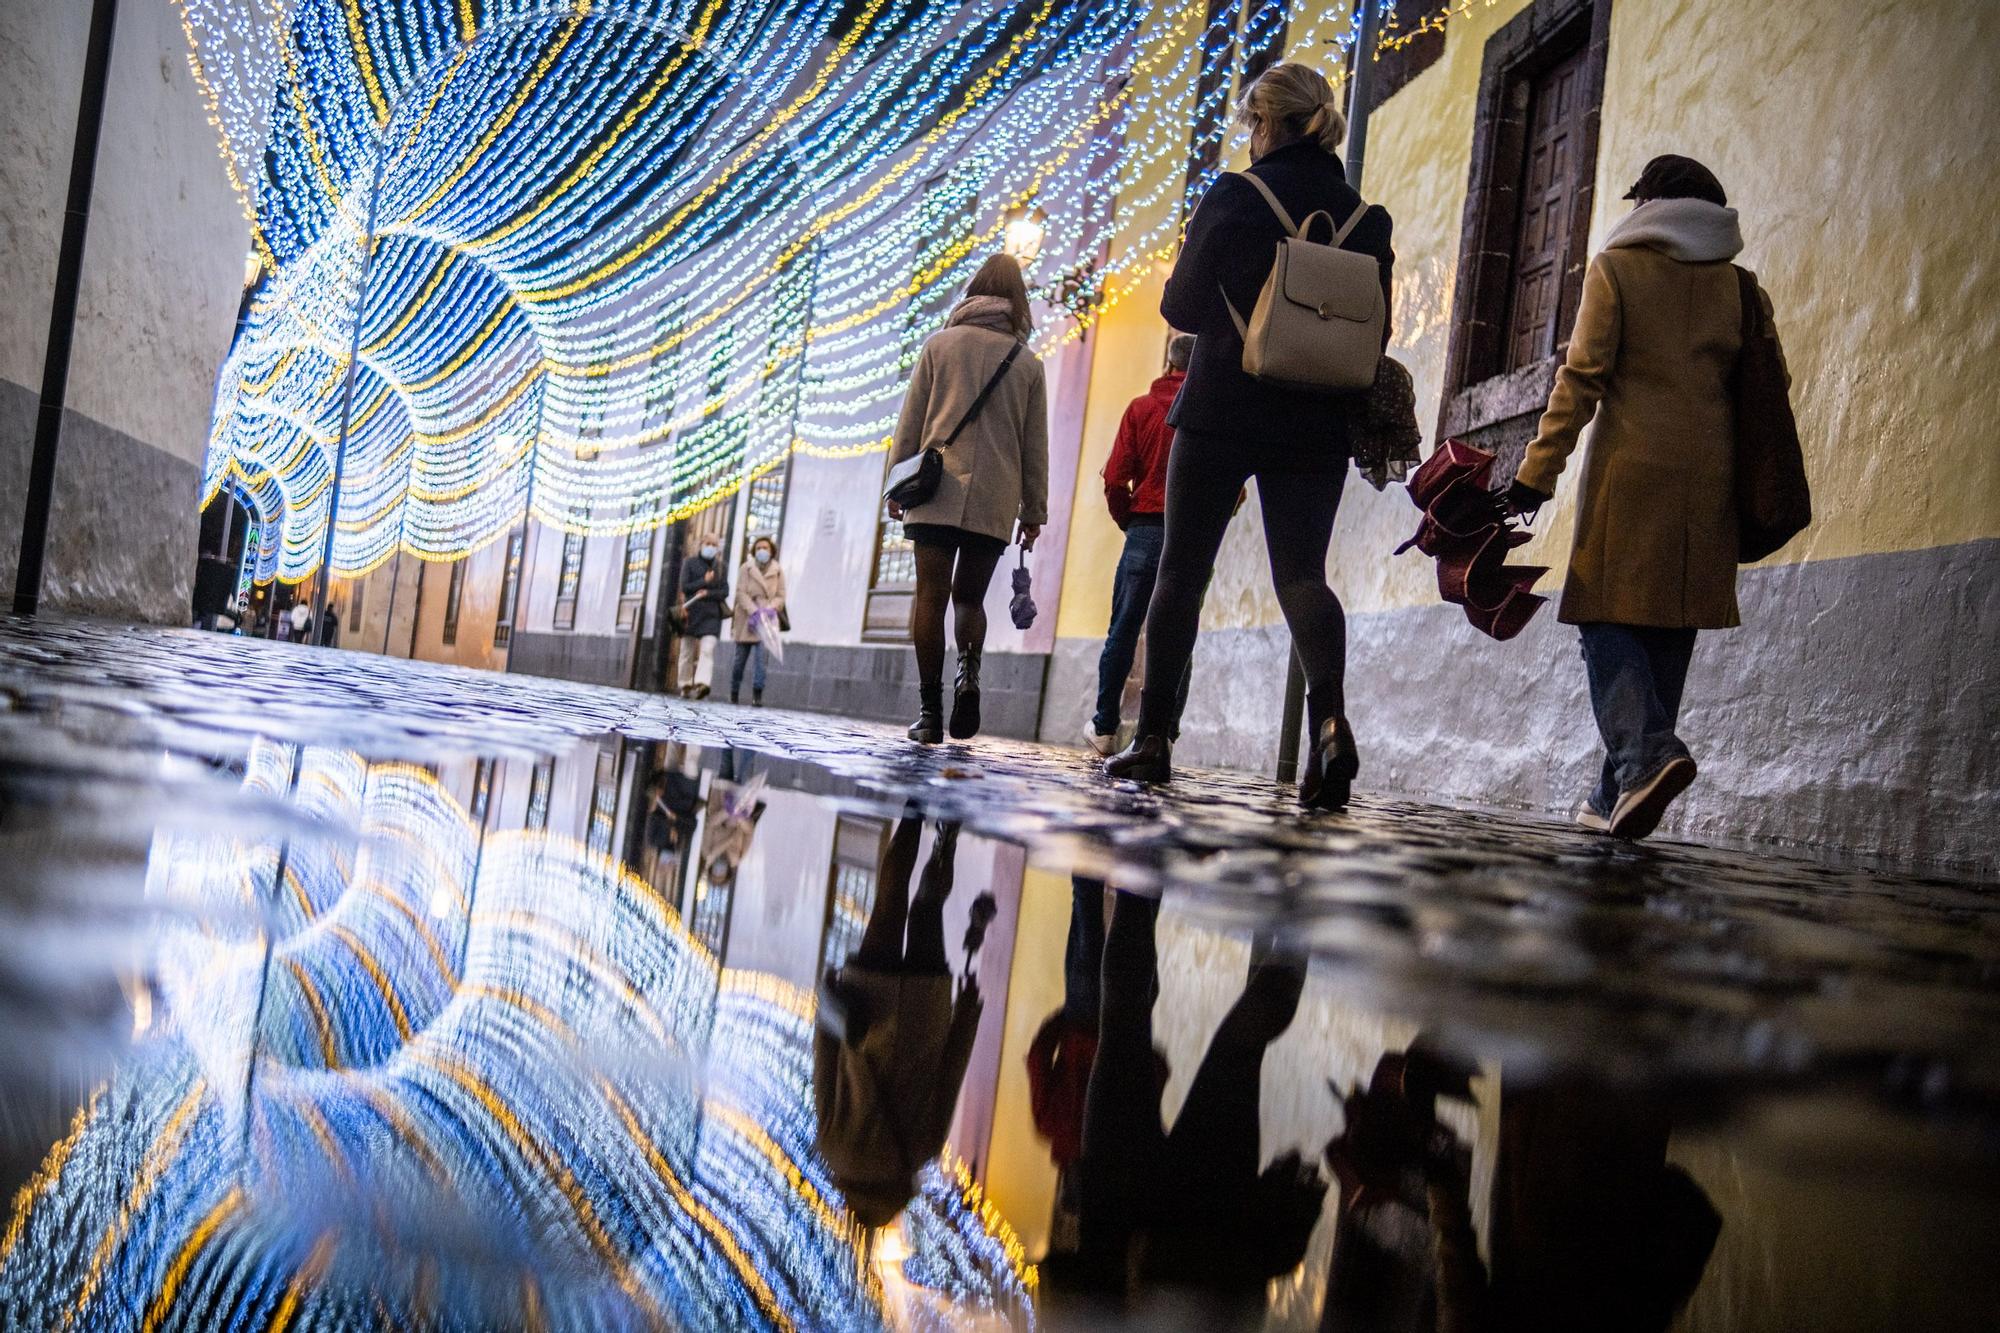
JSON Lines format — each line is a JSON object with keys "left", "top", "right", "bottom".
{"left": 1002, "top": 205, "right": 1047, "bottom": 262}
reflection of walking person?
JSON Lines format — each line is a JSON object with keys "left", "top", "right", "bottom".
{"left": 813, "top": 817, "right": 996, "bottom": 1228}
{"left": 1048, "top": 887, "right": 1326, "bottom": 1316}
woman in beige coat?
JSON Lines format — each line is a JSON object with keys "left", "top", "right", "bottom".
{"left": 1508, "top": 155, "right": 1787, "bottom": 840}
{"left": 886, "top": 253, "right": 1050, "bottom": 744}
{"left": 729, "top": 534, "right": 785, "bottom": 705}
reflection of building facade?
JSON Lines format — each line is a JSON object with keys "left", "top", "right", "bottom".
{"left": 0, "top": 738, "right": 1034, "bottom": 1329}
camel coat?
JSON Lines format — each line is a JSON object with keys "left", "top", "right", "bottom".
{"left": 1518, "top": 204, "right": 1785, "bottom": 629}
{"left": 730, "top": 558, "right": 785, "bottom": 642}
{"left": 889, "top": 297, "right": 1050, "bottom": 544}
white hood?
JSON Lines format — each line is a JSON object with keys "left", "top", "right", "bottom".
{"left": 1602, "top": 197, "right": 1744, "bottom": 263}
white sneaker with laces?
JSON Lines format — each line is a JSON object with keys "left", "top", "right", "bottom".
{"left": 1084, "top": 726, "right": 1119, "bottom": 757}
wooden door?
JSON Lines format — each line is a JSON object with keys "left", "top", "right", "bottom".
{"left": 1506, "top": 45, "right": 1589, "bottom": 371}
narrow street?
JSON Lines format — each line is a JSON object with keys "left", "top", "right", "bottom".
{"left": 2, "top": 618, "right": 1994, "bottom": 1328}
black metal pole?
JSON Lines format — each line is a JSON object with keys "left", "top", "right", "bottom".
{"left": 12, "top": 0, "right": 120, "bottom": 616}
{"left": 310, "top": 145, "right": 391, "bottom": 640}
{"left": 1276, "top": 0, "right": 1380, "bottom": 785}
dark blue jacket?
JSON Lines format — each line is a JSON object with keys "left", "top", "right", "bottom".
{"left": 1161, "top": 140, "right": 1395, "bottom": 452}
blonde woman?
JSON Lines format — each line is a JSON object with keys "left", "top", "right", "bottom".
{"left": 1108, "top": 62, "right": 1394, "bottom": 811}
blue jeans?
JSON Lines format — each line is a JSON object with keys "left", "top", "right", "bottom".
{"left": 1093, "top": 524, "right": 1191, "bottom": 737}
{"left": 1577, "top": 623, "right": 1697, "bottom": 815}
{"left": 730, "top": 640, "right": 766, "bottom": 696}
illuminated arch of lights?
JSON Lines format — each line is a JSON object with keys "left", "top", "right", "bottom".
{"left": 184, "top": 2, "right": 1480, "bottom": 583}
{"left": 0, "top": 742, "right": 1034, "bottom": 1328}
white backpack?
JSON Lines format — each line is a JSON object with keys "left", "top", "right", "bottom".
{"left": 1222, "top": 171, "right": 1385, "bottom": 392}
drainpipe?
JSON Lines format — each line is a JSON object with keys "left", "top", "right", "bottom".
{"left": 12, "top": 0, "right": 119, "bottom": 616}
{"left": 1275, "top": 0, "right": 1381, "bottom": 785}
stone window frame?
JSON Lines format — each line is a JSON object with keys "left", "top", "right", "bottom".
{"left": 1436, "top": 0, "right": 1614, "bottom": 464}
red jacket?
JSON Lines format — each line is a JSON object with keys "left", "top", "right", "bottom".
{"left": 1103, "top": 370, "right": 1184, "bottom": 528}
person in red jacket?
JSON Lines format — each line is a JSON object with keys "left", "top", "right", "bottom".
{"left": 1087, "top": 334, "right": 1197, "bottom": 754}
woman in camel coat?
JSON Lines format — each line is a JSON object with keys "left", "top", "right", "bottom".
{"left": 886, "top": 253, "right": 1049, "bottom": 744}
{"left": 729, "top": 535, "right": 786, "bottom": 705}
{"left": 1509, "top": 155, "right": 1789, "bottom": 842}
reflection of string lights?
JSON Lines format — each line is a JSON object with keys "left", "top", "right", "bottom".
{"left": 1, "top": 742, "right": 1030, "bottom": 1326}
{"left": 187, "top": 1, "right": 1442, "bottom": 581}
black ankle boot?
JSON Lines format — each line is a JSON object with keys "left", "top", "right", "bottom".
{"left": 752, "top": 689, "right": 763, "bottom": 707}
{"left": 1106, "top": 733, "right": 1172, "bottom": 784}
{"left": 948, "top": 648, "right": 983, "bottom": 740}
{"left": 1299, "top": 717, "right": 1360, "bottom": 810}
{"left": 908, "top": 684, "right": 945, "bottom": 744}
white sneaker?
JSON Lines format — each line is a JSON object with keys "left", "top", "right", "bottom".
{"left": 1609, "top": 756, "right": 1697, "bottom": 841}
{"left": 1574, "top": 802, "right": 1611, "bottom": 833}
{"left": 1085, "top": 725, "right": 1119, "bottom": 757}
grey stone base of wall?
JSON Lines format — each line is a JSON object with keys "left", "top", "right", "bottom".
{"left": 1043, "top": 540, "right": 1999, "bottom": 876}
{"left": 506, "top": 631, "right": 637, "bottom": 689}
{"left": 1, "top": 377, "right": 197, "bottom": 623}
{"left": 759, "top": 640, "right": 1048, "bottom": 740}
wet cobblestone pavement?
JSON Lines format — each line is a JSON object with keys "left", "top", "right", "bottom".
{"left": 1, "top": 618, "right": 1996, "bottom": 1331}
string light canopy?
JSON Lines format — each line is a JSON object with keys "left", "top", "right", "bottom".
{"left": 187, "top": 1, "right": 1459, "bottom": 583}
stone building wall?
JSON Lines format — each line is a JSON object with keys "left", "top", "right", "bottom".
{"left": 0, "top": 0, "right": 248, "bottom": 622}
{"left": 1042, "top": 0, "right": 2000, "bottom": 873}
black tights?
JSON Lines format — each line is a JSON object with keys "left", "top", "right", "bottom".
{"left": 911, "top": 541, "right": 1005, "bottom": 689}
{"left": 855, "top": 816, "right": 954, "bottom": 974}
{"left": 1138, "top": 435, "right": 1348, "bottom": 737}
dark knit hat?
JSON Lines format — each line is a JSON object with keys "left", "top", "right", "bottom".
{"left": 1624, "top": 154, "right": 1727, "bottom": 206}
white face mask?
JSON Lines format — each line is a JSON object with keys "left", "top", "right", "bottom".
{"left": 753, "top": 550, "right": 772, "bottom": 566}
{"left": 699, "top": 545, "right": 718, "bottom": 560}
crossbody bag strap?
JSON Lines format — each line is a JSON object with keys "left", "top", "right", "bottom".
{"left": 935, "top": 341, "right": 1024, "bottom": 451}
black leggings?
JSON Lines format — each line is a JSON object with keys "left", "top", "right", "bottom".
{"left": 1138, "top": 433, "right": 1349, "bottom": 737}
{"left": 910, "top": 534, "right": 1005, "bottom": 689}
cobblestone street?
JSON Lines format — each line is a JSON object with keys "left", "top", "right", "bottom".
{"left": 5, "top": 617, "right": 1994, "bottom": 1086}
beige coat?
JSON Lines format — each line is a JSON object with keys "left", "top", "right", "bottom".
{"left": 889, "top": 297, "right": 1050, "bottom": 544}
{"left": 1518, "top": 203, "right": 1785, "bottom": 629}
{"left": 729, "top": 558, "right": 785, "bottom": 642}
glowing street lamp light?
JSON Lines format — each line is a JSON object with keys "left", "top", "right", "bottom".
{"left": 1002, "top": 205, "right": 1047, "bottom": 263}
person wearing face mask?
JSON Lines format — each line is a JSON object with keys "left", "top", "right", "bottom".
{"left": 676, "top": 537, "right": 730, "bottom": 698}
{"left": 730, "top": 535, "right": 787, "bottom": 705}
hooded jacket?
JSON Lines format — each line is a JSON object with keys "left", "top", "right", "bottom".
{"left": 1517, "top": 198, "right": 1789, "bottom": 628}
{"left": 888, "top": 296, "right": 1050, "bottom": 544}
{"left": 1103, "top": 370, "right": 1185, "bottom": 527}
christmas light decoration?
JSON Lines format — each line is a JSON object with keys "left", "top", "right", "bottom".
{"left": 0, "top": 742, "right": 1030, "bottom": 1326}
{"left": 186, "top": 2, "right": 1451, "bottom": 581}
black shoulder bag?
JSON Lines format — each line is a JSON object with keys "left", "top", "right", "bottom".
{"left": 1729, "top": 266, "right": 1810, "bottom": 563}
{"left": 884, "top": 342, "right": 1023, "bottom": 509}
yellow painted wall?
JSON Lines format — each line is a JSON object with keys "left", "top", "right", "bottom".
{"left": 979, "top": 866, "right": 1074, "bottom": 1261}
{"left": 1060, "top": 0, "right": 2000, "bottom": 636}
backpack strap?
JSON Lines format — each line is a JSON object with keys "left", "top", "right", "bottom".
{"left": 1221, "top": 171, "right": 1374, "bottom": 336}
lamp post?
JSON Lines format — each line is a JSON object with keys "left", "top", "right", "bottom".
{"left": 12, "top": 0, "right": 120, "bottom": 616}
{"left": 309, "top": 145, "right": 392, "bottom": 641}
{"left": 1276, "top": 0, "right": 1382, "bottom": 785}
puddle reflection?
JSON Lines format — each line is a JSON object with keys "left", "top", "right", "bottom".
{"left": 0, "top": 729, "right": 1994, "bottom": 1331}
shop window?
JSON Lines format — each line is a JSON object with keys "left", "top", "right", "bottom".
{"left": 1438, "top": 0, "right": 1612, "bottom": 471}
{"left": 820, "top": 815, "right": 888, "bottom": 973}
{"left": 618, "top": 498, "right": 657, "bottom": 631}
{"left": 493, "top": 528, "right": 524, "bottom": 647}
{"left": 553, "top": 525, "right": 585, "bottom": 632}
{"left": 524, "top": 756, "right": 555, "bottom": 831}
{"left": 868, "top": 176, "right": 975, "bottom": 640}
{"left": 442, "top": 560, "right": 466, "bottom": 645}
